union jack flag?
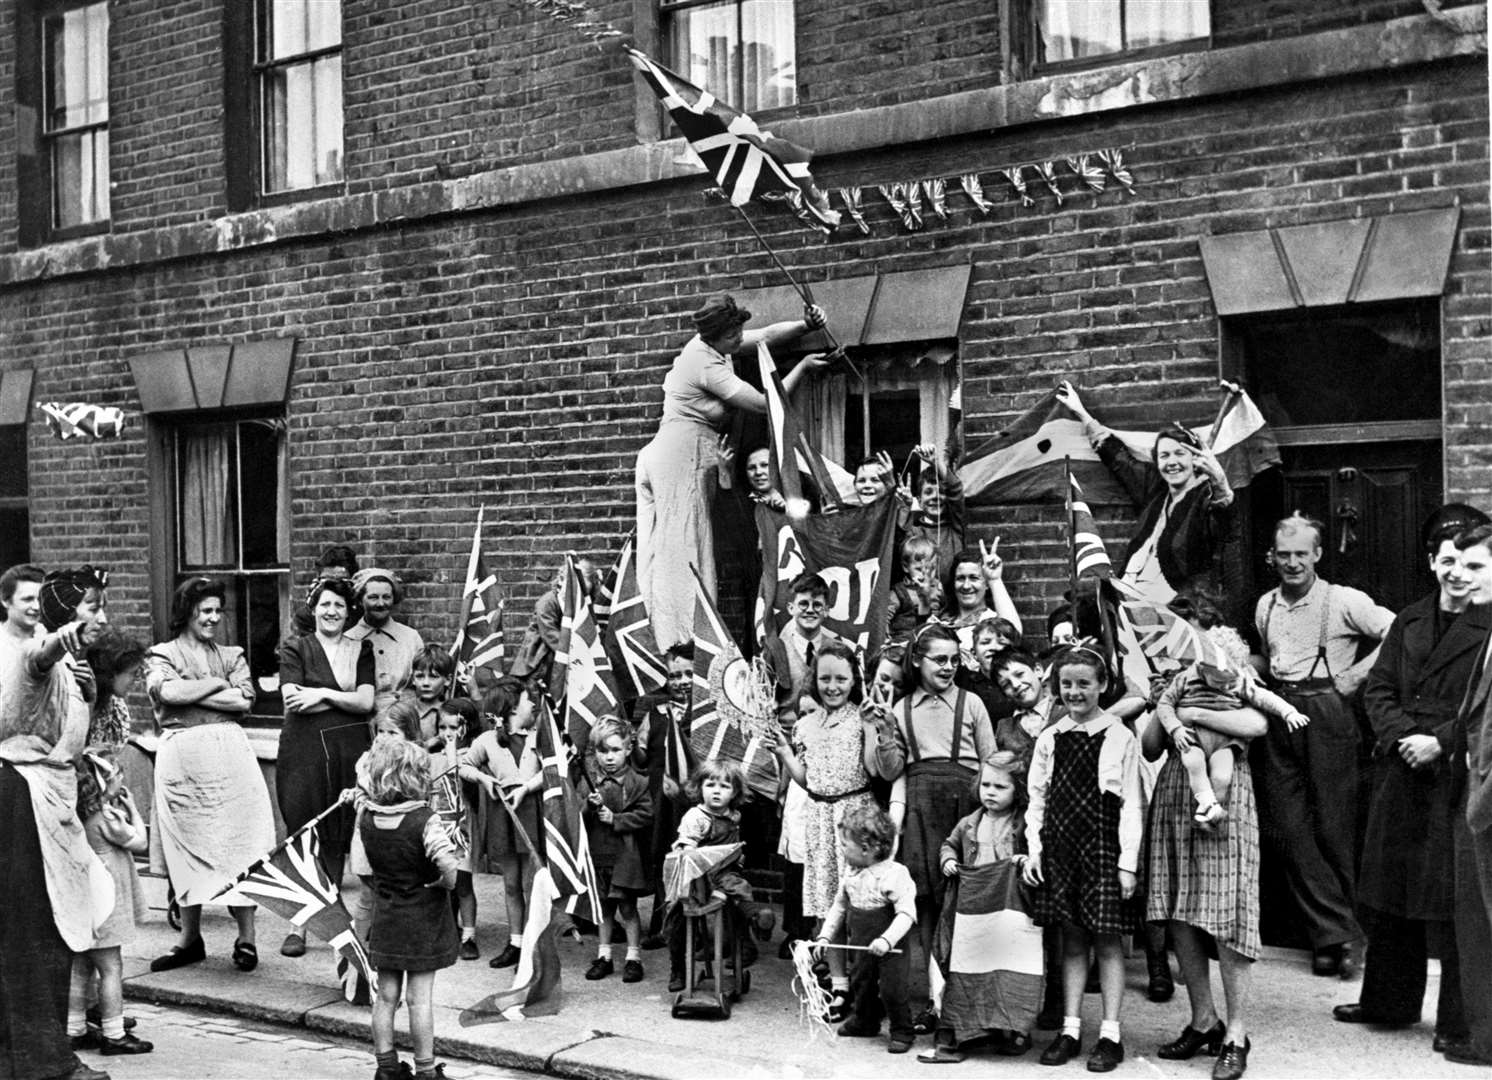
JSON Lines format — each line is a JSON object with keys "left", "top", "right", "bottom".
{"left": 217, "top": 823, "right": 375, "bottom": 1004}
{"left": 689, "top": 566, "right": 780, "bottom": 801}
{"left": 759, "top": 342, "right": 844, "bottom": 513}
{"left": 453, "top": 509, "right": 505, "bottom": 676}
{"left": 40, "top": 401, "right": 124, "bottom": 440}
{"left": 1119, "top": 599, "right": 1235, "bottom": 673}
{"left": 597, "top": 535, "right": 669, "bottom": 695}
{"left": 1064, "top": 464, "right": 1113, "bottom": 580}
{"left": 556, "top": 555, "right": 622, "bottom": 737}
{"left": 626, "top": 48, "right": 840, "bottom": 233}
{"left": 534, "top": 697, "right": 603, "bottom": 926}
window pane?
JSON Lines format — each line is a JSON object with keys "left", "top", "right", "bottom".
{"left": 44, "top": 3, "right": 108, "bottom": 131}
{"left": 178, "top": 427, "right": 239, "bottom": 568}
{"left": 0, "top": 428, "right": 26, "bottom": 498}
{"left": 243, "top": 573, "right": 288, "bottom": 688}
{"left": 51, "top": 129, "right": 108, "bottom": 229}
{"left": 1041, "top": 0, "right": 1121, "bottom": 62}
{"left": 0, "top": 507, "right": 30, "bottom": 571}
{"left": 667, "top": 0, "right": 795, "bottom": 110}
{"left": 239, "top": 421, "right": 286, "bottom": 567}
{"left": 264, "top": 56, "right": 343, "bottom": 191}
{"left": 268, "top": 0, "right": 340, "bottom": 60}
{"left": 1126, "top": 0, "right": 1209, "bottom": 50}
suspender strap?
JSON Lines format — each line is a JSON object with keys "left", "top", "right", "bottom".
{"left": 903, "top": 695, "right": 921, "bottom": 763}
{"left": 951, "top": 688, "right": 968, "bottom": 763}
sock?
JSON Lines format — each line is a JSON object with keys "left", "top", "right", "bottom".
{"left": 625, "top": 946, "right": 641, "bottom": 961}
{"left": 101, "top": 1015, "right": 125, "bottom": 1041}
{"left": 1099, "top": 1020, "right": 1121, "bottom": 1044}
{"left": 597, "top": 945, "right": 611, "bottom": 961}
{"left": 510, "top": 933, "right": 523, "bottom": 948}
{"left": 375, "top": 1050, "right": 399, "bottom": 1070}
{"left": 461, "top": 927, "right": 476, "bottom": 942}
{"left": 414, "top": 1057, "right": 435, "bottom": 1075}
{"left": 66, "top": 1014, "right": 87, "bottom": 1038}
{"left": 66, "top": 974, "right": 88, "bottom": 1036}
{"left": 1063, "top": 1016, "right": 1081, "bottom": 1039}
{"left": 831, "top": 976, "right": 850, "bottom": 992}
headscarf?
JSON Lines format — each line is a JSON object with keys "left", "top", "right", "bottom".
{"left": 351, "top": 567, "right": 403, "bottom": 605}
{"left": 39, "top": 565, "right": 109, "bottom": 632}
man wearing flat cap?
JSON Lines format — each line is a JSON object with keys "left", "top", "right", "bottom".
{"left": 635, "top": 293, "right": 831, "bottom": 648}
{"left": 345, "top": 568, "right": 424, "bottom": 716}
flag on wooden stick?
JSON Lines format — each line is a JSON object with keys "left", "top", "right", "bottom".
{"left": 555, "top": 555, "right": 622, "bottom": 739}
{"left": 597, "top": 534, "right": 668, "bottom": 696}
{"left": 759, "top": 342, "right": 845, "bottom": 514}
{"left": 452, "top": 508, "right": 506, "bottom": 679}
{"left": 533, "top": 697, "right": 604, "bottom": 926}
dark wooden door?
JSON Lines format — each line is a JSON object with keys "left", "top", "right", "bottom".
{"left": 1245, "top": 440, "right": 1443, "bottom": 614}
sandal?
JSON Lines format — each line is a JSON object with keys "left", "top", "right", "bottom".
{"left": 232, "top": 940, "right": 258, "bottom": 972}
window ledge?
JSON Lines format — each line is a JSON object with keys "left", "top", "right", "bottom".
{"left": 0, "top": 4, "right": 1481, "bottom": 288}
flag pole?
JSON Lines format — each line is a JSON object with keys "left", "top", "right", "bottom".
{"left": 1064, "top": 456, "right": 1080, "bottom": 608}
{"left": 729, "top": 203, "right": 863, "bottom": 382}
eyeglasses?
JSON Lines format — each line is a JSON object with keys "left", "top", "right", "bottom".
{"left": 926, "top": 656, "right": 958, "bottom": 667}
{"left": 794, "top": 601, "right": 827, "bottom": 612}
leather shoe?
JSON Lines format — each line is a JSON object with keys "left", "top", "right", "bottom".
{"left": 1040, "top": 1034, "right": 1081, "bottom": 1066}
{"left": 280, "top": 932, "right": 306, "bottom": 958}
{"left": 1087, "top": 1038, "right": 1123, "bottom": 1072}
{"left": 62, "top": 1065, "right": 111, "bottom": 1080}
{"left": 1443, "top": 1039, "right": 1492, "bottom": 1066}
{"left": 584, "top": 957, "right": 614, "bottom": 980}
{"left": 1158, "top": 1020, "right": 1226, "bottom": 1059}
{"left": 995, "top": 1031, "right": 1032, "bottom": 1056}
{"left": 1332, "top": 1003, "right": 1415, "bottom": 1026}
{"left": 622, "top": 959, "right": 644, "bottom": 983}
{"left": 149, "top": 937, "right": 205, "bottom": 972}
{"left": 458, "top": 938, "right": 479, "bottom": 961}
{"left": 1311, "top": 945, "right": 1341, "bottom": 976}
{"left": 100, "top": 1033, "right": 154, "bottom": 1056}
{"left": 1146, "top": 947, "right": 1175, "bottom": 1003}
{"left": 667, "top": 969, "right": 685, "bottom": 993}
{"left": 1212, "top": 1038, "right": 1250, "bottom": 1080}
{"left": 488, "top": 944, "right": 521, "bottom": 969}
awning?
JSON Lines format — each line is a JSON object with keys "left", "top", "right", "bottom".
{"left": 0, "top": 369, "right": 35, "bottom": 425}
{"left": 1198, "top": 207, "right": 1460, "bottom": 315}
{"left": 128, "top": 339, "right": 297, "bottom": 414}
{"left": 732, "top": 262, "right": 973, "bottom": 350}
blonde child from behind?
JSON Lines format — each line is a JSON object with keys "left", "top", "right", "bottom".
{"left": 69, "top": 749, "right": 153, "bottom": 1057}
{"left": 361, "top": 738, "right": 460, "bottom": 1080}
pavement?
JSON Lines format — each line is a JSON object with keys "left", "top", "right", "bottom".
{"left": 121, "top": 872, "right": 1477, "bottom": 1079}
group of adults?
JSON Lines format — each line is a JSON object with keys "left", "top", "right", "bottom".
{"left": 632, "top": 292, "right": 1492, "bottom": 1073}
{"left": 0, "top": 551, "right": 427, "bottom": 1080}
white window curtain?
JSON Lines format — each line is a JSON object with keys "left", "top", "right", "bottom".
{"left": 806, "top": 373, "right": 848, "bottom": 467}
{"left": 1040, "top": 0, "right": 1120, "bottom": 62}
{"left": 807, "top": 359, "right": 955, "bottom": 464}
{"left": 1126, "top": 0, "right": 1209, "bottom": 49}
{"left": 180, "top": 429, "right": 236, "bottom": 567}
{"left": 668, "top": 1, "right": 795, "bottom": 111}
{"left": 740, "top": 0, "right": 795, "bottom": 111}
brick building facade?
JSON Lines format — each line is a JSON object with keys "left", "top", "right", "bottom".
{"left": 0, "top": 1, "right": 1486, "bottom": 739}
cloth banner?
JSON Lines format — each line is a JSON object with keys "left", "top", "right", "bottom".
{"left": 933, "top": 861, "right": 1044, "bottom": 1040}
{"left": 754, "top": 496, "right": 899, "bottom": 656}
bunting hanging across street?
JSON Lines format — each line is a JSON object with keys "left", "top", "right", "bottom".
{"left": 960, "top": 383, "right": 1280, "bottom": 506}
{"left": 754, "top": 496, "right": 899, "bottom": 657}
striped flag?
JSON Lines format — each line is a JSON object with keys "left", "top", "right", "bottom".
{"left": 598, "top": 535, "right": 669, "bottom": 695}
{"left": 626, "top": 48, "right": 840, "bottom": 233}
{"left": 1064, "top": 463, "right": 1112, "bottom": 580}
{"left": 452, "top": 509, "right": 506, "bottom": 677}
{"left": 459, "top": 866, "right": 564, "bottom": 1024}
{"left": 933, "top": 861, "right": 1044, "bottom": 1039}
{"left": 689, "top": 565, "right": 780, "bottom": 801}
{"left": 555, "top": 555, "right": 622, "bottom": 738}
{"left": 961, "top": 385, "right": 1279, "bottom": 506}
{"left": 1119, "top": 599, "right": 1235, "bottom": 673}
{"left": 759, "top": 342, "right": 845, "bottom": 513}
{"left": 534, "top": 697, "right": 603, "bottom": 926}
{"left": 217, "top": 823, "right": 375, "bottom": 1004}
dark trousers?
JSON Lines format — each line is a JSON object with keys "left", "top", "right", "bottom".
{"left": 1360, "top": 908, "right": 1465, "bottom": 1035}
{"left": 846, "top": 904, "right": 913, "bottom": 1042}
{"left": 1253, "top": 688, "right": 1362, "bottom": 948}
{"left": 1453, "top": 800, "right": 1492, "bottom": 1058}
{"left": 781, "top": 860, "right": 815, "bottom": 941}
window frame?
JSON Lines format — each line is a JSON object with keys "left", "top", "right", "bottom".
{"left": 1022, "top": 0, "right": 1212, "bottom": 76}
{"left": 658, "top": 0, "right": 797, "bottom": 116}
{"left": 148, "top": 409, "right": 292, "bottom": 724}
{"left": 223, "top": 0, "right": 345, "bottom": 212}
{"left": 15, "top": 0, "right": 111, "bottom": 245}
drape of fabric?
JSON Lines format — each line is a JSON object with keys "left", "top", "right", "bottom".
{"left": 149, "top": 722, "right": 276, "bottom": 905}
{"left": 635, "top": 418, "right": 719, "bottom": 650}
{"left": 1039, "top": 0, "right": 1118, "bottom": 62}
{"left": 0, "top": 762, "right": 80, "bottom": 1080}
{"left": 1127, "top": 0, "right": 1209, "bottom": 48}
{"left": 180, "top": 427, "right": 235, "bottom": 566}
{"left": 807, "top": 373, "right": 847, "bottom": 467}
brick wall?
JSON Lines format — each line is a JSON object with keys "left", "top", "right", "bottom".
{"left": 3, "top": 43, "right": 1485, "bottom": 653}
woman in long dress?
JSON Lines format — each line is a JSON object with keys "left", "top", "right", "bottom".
{"left": 635, "top": 293, "right": 828, "bottom": 648}
{"left": 145, "top": 576, "right": 277, "bottom": 973}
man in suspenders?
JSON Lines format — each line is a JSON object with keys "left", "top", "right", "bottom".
{"left": 1254, "top": 514, "right": 1394, "bottom": 977}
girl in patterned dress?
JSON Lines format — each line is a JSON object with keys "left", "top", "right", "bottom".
{"left": 771, "top": 640, "right": 880, "bottom": 1019}
{"left": 1024, "top": 644, "right": 1142, "bottom": 1074}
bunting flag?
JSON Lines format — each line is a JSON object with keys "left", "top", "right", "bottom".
{"left": 1119, "top": 599, "right": 1235, "bottom": 673}
{"left": 534, "top": 697, "right": 604, "bottom": 926}
{"left": 960, "top": 385, "right": 1280, "bottom": 506}
{"left": 932, "top": 861, "right": 1045, "bottom": 1040}
{"left": 754, "top": 496, "right": 898, "bottom": 656}
{"left": 555, "top": 555, "right": 622, "bottom": 739}
{"left": 1064, "top": 464, "right": 1112, "bottom": 581}
{"left": 40, "top": 401, "right": 124, "bottom": 440}
{"left": 452, "top": 509, "right": 506, "bottom": 677}
{"left": 217, "top": 823, "right": 375, "bottom": 1004}
{"left": 689, "top": 565, "right": 780, "bottom": 801}
{"left": 758, "top": 342, "right": 845, "bottom": 513}
{"left": 625, "top": 48, "right": 840, "bottom": 233}
{"left": 459, "top": 865, "right": 564, "bottom": 1024}
{"left": 597, "top": 535, "right": 669, "bottom": 694}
